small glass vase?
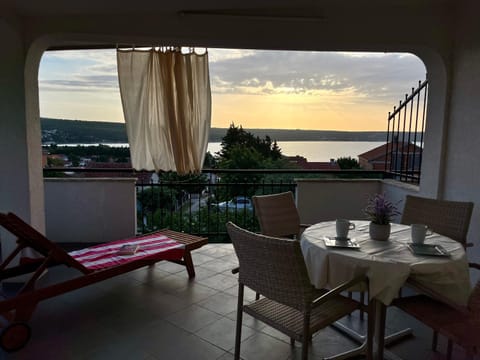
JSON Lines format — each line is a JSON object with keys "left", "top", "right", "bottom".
{"left": 369, "top": 222, "right": 391, "bottom": 241}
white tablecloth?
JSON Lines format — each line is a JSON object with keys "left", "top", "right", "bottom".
{"left": 300, "top": 221, "right": 471, "bottom": 306}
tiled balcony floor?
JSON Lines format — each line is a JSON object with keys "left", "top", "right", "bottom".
{"left": 0, "top": 244, "right": 473, "bottom": 360}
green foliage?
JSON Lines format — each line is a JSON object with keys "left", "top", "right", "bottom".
{"left": 47, "top": 157, "right": 64, "bottom": 167}
{"left": 141, "top": 206, "right": 259, "bottom": 243}
{"left": 41, "top": 118, "right": 389, "bottom": 144}
{"left": 69, "top": 154, "right": 81, "bottom": 167}
{"left": 44, "top": 171, "right": 67, "bottom": 178}
{"left": 136, "top": 187, "right": 183, "bottom": 215}
{"left": 158, "top": 172, "right": 208, "bottom": 194}
{"left": 203, "top": 151, "right": 217, "bottom": 168}
{"left": 218, "top": 123, "right": 282, "bottom": 161}
{"left": 336, "top": 156, "right": 361, "bottom": 169}
{"left": 44, "top": 144, "right": 131, "bottom": 162}
{"left": 215, "top": 123, "right": 293, "bottom": 199}
{"left": 41, "top": 118, "right": 128, "bottom": 143}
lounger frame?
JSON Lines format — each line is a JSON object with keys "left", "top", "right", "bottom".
{"left": 0, "top": 212, "right": 207, "bottom": 351}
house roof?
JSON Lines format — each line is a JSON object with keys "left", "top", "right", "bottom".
{"left": 86, "top": 161, "right": 132, "bottom": 169}
{"left": 286, "top": 156, "right": 340, "bottom": 170}
{"left": 83, "top": 161, "right": 152, "bottom": 184}
{"left": 300, "top": 162, "right": 341, "bottom": 170}
{"left": 358, "top": 142, "right": 422, "bottom": 161}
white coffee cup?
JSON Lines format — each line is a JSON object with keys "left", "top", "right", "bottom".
{"left": 411, "top": 224, "right": 432, "bottom": 244}
{"left": 336, "top": 219, "right": 355, "bottom": 239}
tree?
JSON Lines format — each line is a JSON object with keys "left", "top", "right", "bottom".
{"left": 336, "top": 156, "right": 361, "bottom": 169}
{"left": 203, "top": 151, "right": 217, "bottom": 168}
{"left": 69, "top": 154, "right": 81, "bottom": 167}
{"left": 218, "top": 123, "right": 286, "bottom": 165}
{"left": 158, "top": 171, "right": 208, "bottom": 194}
{"left": 47, "top": 157, "right": 64, "bottom": 167}
{"left": 215, "top": 123, "right": 293, "bottom": 200}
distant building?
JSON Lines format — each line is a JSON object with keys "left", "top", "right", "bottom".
{"left": 286, "top": 156, "right": 340, "bottom": 170}
{"left": 358, "top": 141, "right": 422, "bottom": 171}
{"left": 85, "top": 161, "right": 152, "bottom": 184}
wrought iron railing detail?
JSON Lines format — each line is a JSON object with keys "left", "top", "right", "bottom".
{"left": 385, "top": 79, "right": 428, "bottom": 183}
{"left": 133, "top": 169, "right": 386, "bottom": 242}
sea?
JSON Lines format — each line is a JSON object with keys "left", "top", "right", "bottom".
{"left": 56, "top": 141, "right": 384, "bottom": 163}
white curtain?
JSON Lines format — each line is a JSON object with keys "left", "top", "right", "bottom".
{"left": 117, "top": 47, "right": 211, "bottom": 174}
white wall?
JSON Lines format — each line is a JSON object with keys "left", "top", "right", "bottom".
{"left": 382, "top": 179, "right": 420, "bottom": 223}
{"left": 296, "top": 179, "right": 383, "bottom": 224}
{"left": 439, "top": 1, "right": 480, "bottom": 268}
{"left": 0, "top": 19, "right": 41, "bottom": 258}
{"left": 296, "top": 179, "right": 419, "bottom": 225}
{"left": 44, "top": 178, "right": 137, "bottom": 243}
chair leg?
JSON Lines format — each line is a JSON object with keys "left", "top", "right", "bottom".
{"left": 348, "top": 291, "right": 353, "bottom": 316}
{"left": 234, "top": 284, "right": 244, "bottom": 360}
{"left": 183, "top": 250, "right": 196, "bottom": 278}
{"left": 432, "top": 330, "right": 438, "bottom": 351}
{"left": 360, "top": 291, "right": 365, "bottom": 320}
{"left": 302, "top": 312, "right": 310, "bottom": 360}
{"left": 255, "top": 292, "right": 260, "bottom": 300}
{"left": 290, "top": 338, "right": 295, "bottom": 346}
{"left": 446, "top": 339, "right": 453, "bottom": 360}
{"left": 366, "top": 298, "right": 374, "bottom": 360}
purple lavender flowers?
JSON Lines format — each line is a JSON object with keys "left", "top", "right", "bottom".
{"left": 364, "top": 193, "right": 400, "bottom": 225}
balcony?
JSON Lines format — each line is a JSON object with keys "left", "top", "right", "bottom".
{"left": 2, "top": 1, "right": 480, "bottom": 358}
{"left": 0, "top": 171, "right": 468, "bottom": 359}
{"left": 42, "top": 169, "right": 416, "bottom": 245}
{"left": 2, "top": 243, "right": 468, "bottom": 359}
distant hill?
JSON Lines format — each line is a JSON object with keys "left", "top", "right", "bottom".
{"left": 41, "top": 118, "right": 388, "bottom": 144}
{"left": 41, "top": 118, "right": 128, "bottom": 144}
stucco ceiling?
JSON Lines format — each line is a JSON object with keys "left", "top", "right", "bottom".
{"left": 0, "top": 0, "right": 455, "bottom": 54}
{"left": 3, "top": 0, "right": 451, "bottom": 17}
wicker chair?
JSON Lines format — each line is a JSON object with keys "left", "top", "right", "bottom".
{"left": 393, "top": 263, "right": 480, "bottom": 360}
{"left": 401, "top": 195, "right": 474, "bottom": 248}
{"left": 399, "top": 194, "right": 474, "bottom": 353}
{"left": 252, "top": 191, "right": 366, "bottom": 318}
{"left": 248, "top": 191, "right": 309, "bottom": 300}
{"left": 226, "top": 222, "right": 372, "bottom": 360}
{"left": 252, "top": 191, "right": 309, "bottom": 239}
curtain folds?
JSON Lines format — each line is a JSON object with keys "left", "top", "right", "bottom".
{"left": 117, "top": 48, "right": 211, "bottom": 174}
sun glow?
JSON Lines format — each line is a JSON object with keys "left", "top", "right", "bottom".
{"left": 39, "top": 49, "right": 426, "bottom": 131}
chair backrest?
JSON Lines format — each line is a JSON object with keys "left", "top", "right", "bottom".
{"left": 0, "top": 212, "right": 89, "bottom": 273}
{"left": 400, "top": 195, "right": 473, "bottom": 246}
{"left": 252, "top": 191, "right": 301, "bottom": 239}
{"left": 226, "top": 221, "right": 314, "bottom": 311}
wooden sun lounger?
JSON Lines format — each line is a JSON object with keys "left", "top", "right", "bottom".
{"left": 0, "top": 212, "right": 207, "bottom": 352}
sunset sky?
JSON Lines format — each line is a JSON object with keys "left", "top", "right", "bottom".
{"left": 39, "top": 49, "right": 426, "bottom": 131}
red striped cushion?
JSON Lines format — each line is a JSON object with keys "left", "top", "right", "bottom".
{"left": 69, "top": 233, "right": 185, "bottom": 270}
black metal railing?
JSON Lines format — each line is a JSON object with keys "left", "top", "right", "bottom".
{"left": 44, "top": 168, "right": 387, "bottom": 242}
{"left": 385, "top": 79, "right": 428, "bottom": 184}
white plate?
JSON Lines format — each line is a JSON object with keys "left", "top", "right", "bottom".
{"left": 407, "top": 243, "right": 450, "bottom": 257}
{"left": 323, "top": 236, "right": 360, "bottom": 249}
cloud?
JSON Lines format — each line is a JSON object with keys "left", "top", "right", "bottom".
{"left": 208, "top": 48, "right": 257, "bottom": 62}
{"left": 208, "top": 50, "right": 426, "bottom": 104}
{"left": 39, "top": 76, "right": 119, "bottom": 92}
{"left": 39, "top": 48, "right": 426, "bottom": 106}
{"left": 40, "top": 49, "right": 119, "bottom": 92}
{"left": 44, "top": 49, "right": 117, "bottom": 64}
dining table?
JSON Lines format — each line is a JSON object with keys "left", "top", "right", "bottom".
{"left": 300, "top": 220, "right": 471, "bottom": 360}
